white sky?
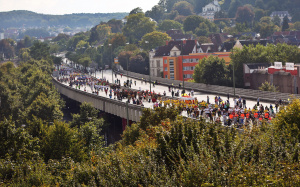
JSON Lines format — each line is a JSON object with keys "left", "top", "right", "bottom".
{"left": 0, "top": 0, "right": 160, "bottom": 15}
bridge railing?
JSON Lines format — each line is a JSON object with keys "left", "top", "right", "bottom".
{"left": 52, "top": 77, "right": 144, "bottom": 122}
{"left": 118, "top": 70, "right": 298, "bottom": 103}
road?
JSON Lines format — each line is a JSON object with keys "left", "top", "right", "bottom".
{"left": 97, "top": 69, "right": 275, "bottom": 110}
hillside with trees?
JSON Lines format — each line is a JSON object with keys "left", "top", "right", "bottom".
{"left": 0, "top": 10, "right": 128, "bottom": 28}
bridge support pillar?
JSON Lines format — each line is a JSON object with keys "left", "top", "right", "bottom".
{"left": 122, "top": 118, "right": 132, "bottom": 131}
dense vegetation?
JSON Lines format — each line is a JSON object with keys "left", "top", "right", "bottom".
{"left": 2, "top": 58, "right": 300, "bottom": 185}
{"left": 0, "top": 10, "right": 128, "bottom": 28}
{"left": 1, "top": 37, "right": 300, "bottom": 186}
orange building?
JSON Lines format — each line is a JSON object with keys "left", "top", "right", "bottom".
{"left": 163, "top": 52, "right": 231, "bottom": 81}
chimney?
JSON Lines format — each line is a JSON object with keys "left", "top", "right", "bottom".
{"left": 183, "top": 40, "right": 186, "bottom": 44}
{"left": 166, "top": 40, "right": 169, "bottom": 45}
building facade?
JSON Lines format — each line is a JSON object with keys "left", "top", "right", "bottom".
{"left": 163, "top": 52, "right": 231, "bottom": 81}
{"left": 199, "top": 0, "right": 221, "bottom": 21}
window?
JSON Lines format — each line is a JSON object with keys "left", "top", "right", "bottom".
{"left": 174, "top": 52, "right": 177, "bottom": 56}
{"left": 156, "top": 60, "right": 160, "bottom": 67}
{"left": 183, "top": 66, "right": 195, "bottom": 71}
{"left": 184, "top": 74, "right": 193, "bottom": 78}
{"left": 164, "top": 60, "right": 167, "bottom": 64}
{"left": 165, "top": 75, "right": 168, "bottom": 78}
{"left": 164, "top": 67, "right": 167, "bottom": 71}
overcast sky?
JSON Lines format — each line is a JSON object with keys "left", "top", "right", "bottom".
{"left": 0, "top": 0, "right": 160, "bottom": 14}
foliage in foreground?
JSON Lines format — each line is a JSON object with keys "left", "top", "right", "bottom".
{"left": 2, "top": 99, "right": 300, "bottom": 185}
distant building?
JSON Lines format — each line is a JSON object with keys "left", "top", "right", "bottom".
{"left": 149, "top": 40, "right": 200, "bottom": 77}
{"left": 270, "top": 31, "right": 300, "bottom": 46}
{"left": 270, "top": 11, "right": 292, "bottom": 23}
{"left": 244, "top": 63, "right": 300, "bottom": 94}
{"left": 0, "top": 33, "right": 4, "bottom": 40}
{"left": 163, "top": 52, "right": 231, "bottom": 81}
{"left": 199, "top": 0, "right": 221, "bottom": 21}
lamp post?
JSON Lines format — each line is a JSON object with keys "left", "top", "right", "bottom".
{"left": 228, "top": 35, "right": 235, "bottom": 98}
{"left": 100, "top": 45, "right": 104, "bottom": 80}
{"left": 181, "top": 39, "right": 185, "bottom": 93}
{"left": 126, "top": 42, "right": 129, "bottom": 83}
{"left": 145, "top": 41, "right": 151, "bottom": 93}
{"left": 109, "top": 44, "right": 113, "bottom": 83}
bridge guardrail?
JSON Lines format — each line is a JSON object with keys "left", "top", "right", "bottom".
{"left": 52, "top": 77, "right": 144, "bottom": 122}
{"left": 118, "top": 70, "right": 299, "bottom": 103}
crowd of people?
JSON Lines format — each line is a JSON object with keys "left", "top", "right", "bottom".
{"left": 57, "top": 65, "right": 281, "bottom": 128}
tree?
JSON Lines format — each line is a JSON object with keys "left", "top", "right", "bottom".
{"left": 89, "top": 24, "right": 111, "bottom": 44}
{"left": 139, "top": 31, "right": 171, "bottom": 50}
{"left": 195, "top": 22, "right": 209, "bottom": 36}
{"left": 0, "top": 39, "right": 15, "bottom": 59}
{"left": 254, "top": 9, "right": 265, "bottom": 22}
{"left": 272, "top": 15, "right": 281, "bottom": 27}
{"left": 183, "top": 15, "right": 217, "bottom": 34}
{"left": 157, "top": 20, "right": 183, "bottom": 32}
{"left": 129, "top": 7, "right": 143, "bottom": 15}
{"left": 29, "top": 41, "right": 51, "bottom": 62}
{"left": 122, "top": 13, "right": 156, "bottom": 43}
{"left": 197, "top": 36, "right": 211, "bottom": 44}
{"left": 41, "top": 121, "right": 86, "bottom": 162}
{"left": 183, "top": 15, "right": 205, "bottom": 32}
{"left": 107, "top": 19, "right": 123, "bottom": 33}
{"left": 118, "top": 51, "right": 133, "bottom": 71}
{"left": 258, "top": 81, "right": 278, "bottom": 92}
{"left": 235, "top": 6, "right": 254, "bottom": 26}
{"left": 293, "top": 22, "right": 300, "bottom": 30}
{"left": 145, "top": 5, "right": 165, "bottom": 22}
{"left": 282, "top": 16, "right": 290, "bottom": 31}
{"left": 193, "top": 56, "right": 230, "bottom": 85}
{"left": 228, "top": 0, "right": 242, "bottom": 18}
{"left": 78, "top": 56, "right": 92, "bottom": 70}
{"left": 108, "top": 33, "right": 126, "bottom": 50}
{"left": 172, "top": 1, "right": 194, "bottom": 16}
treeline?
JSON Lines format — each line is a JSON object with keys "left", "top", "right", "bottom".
{"left": 0, "top": 10, "right": 128, "bottom": 28}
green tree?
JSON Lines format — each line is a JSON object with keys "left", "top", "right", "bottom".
{"left": 78, "top": 56, "right": 92, "bottom": 70}
{"left": 145, "top": 5, "right": 165, "bottom": 22}
{"left": 139, "top": 31, "right": 171, "bottom": 50}
{"left": 157, "top": 20, "right": 183, "bottom": 32}
{"left": 195, "top": 22, "right": 209, "bottom": 36}
{"left": 193, "top": 56, "right": 230, "bottom": 85}
{"left": 122, "top": 13, "right": 156, "bottom": 43}
{"left": 282, "top": 16, "right": 290, "bottom": 31}
{"left": 258, "top": 81, "right": 278, "bottom": 92}
{"left": 235, "top": 6, "right": 254, "bottom": 26}
{"left": 183, "top": 15, "right": 205, "bottom": 32}
{"left": 228, "top": 0, "right": 242, "bottom": 18}
{"left": 29, "top": 41, "right": 51, "bottom": 62}
{"left": 272, "top": 15, "right": 281, "bottom": 27}
{"left": 107, "top": 19, "right": 123, "bottom": 33}
{"left": 41, "top": 121, "right": 86, "bottom": 162}
{"left": 254, "top": 8, "right": 265, "bottom": 22}
{"left": 89, "top": 24, "right": 111, "bottom": 44}
{"left": 172, "top": 1, "right": 194, "bottom": 16}
{"left": 293, "top": 22, "right": 300, "bottom": 30}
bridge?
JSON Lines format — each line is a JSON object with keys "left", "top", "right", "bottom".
{"left": 53, "top": 66, "right": 297, "bottom": 132}
{"left": 52, "top": 77, "right": 143, "bottom": 128}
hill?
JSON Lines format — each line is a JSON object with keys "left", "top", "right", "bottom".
{"left": 0, "top": 10, "right": 128, "bottom": 28}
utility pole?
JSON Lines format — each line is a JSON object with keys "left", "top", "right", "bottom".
{"left": 145, "top": 41, "right": 151, "bottom": 93}
{"left": 109, "top": 44, "right": 113, "bottom": 83}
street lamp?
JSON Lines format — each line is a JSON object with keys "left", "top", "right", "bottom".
{"left": 145, "top": 41, "right": 151, "bottom": 93}
{"left": 100, "top": 45, "right": 104, "bottom": 80}
{"left": 181, "top": 38, "right": 185, "bottom": 94}
{"left": 126, "top": 42, "right": 129, "bottom": 83}
{"left": 109, "top": 44, "right": 113, "bottom": 83}
{"left": 228, "top": 35, "right": 235, "bottom": 98}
